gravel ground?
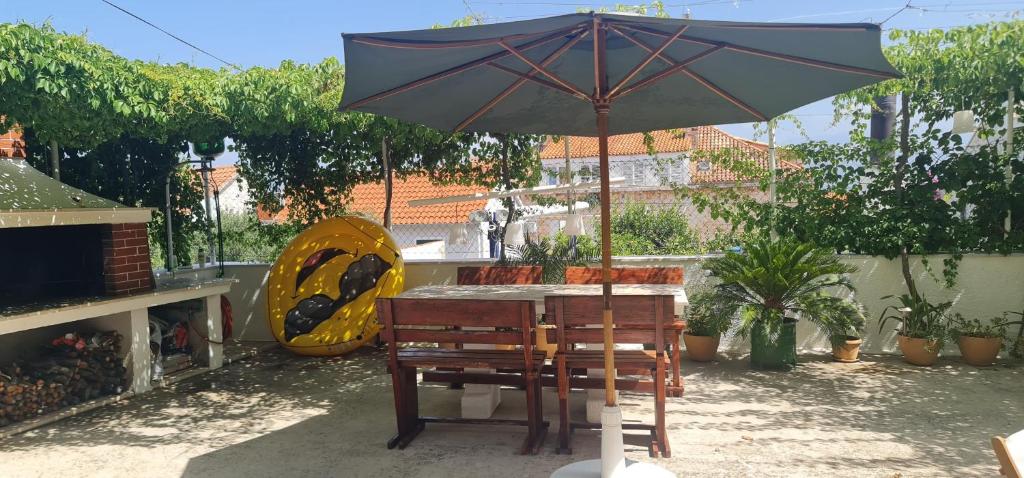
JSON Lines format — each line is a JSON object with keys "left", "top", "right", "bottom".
{"left": 0, "top": 347, "right": 1020, "bottom": 478}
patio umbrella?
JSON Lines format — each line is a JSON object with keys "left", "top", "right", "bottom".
{"left": 340, "top": 12, "right": 898, "bottom": 476}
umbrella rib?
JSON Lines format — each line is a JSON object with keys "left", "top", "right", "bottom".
{"left": 456, "top": 30, "right": 590, "bottom": 132}
{"left": 606, "top": 24, "right": 688, "bottom": 98}
{"left": 486, "top": 63, "right": 589, "bottom": 100}
{"left": 499, "top": 40, "right": 592, "bottom": 101}
{"left": 609, "top": 40, "right": 724, "bottom": 100}
{"left": 602, "top": 17, "right": 881, "bottom": 32}
{"left": 681, "top": 68, "right": 768, "bottom": 121}
{"left": 348, "top": 22, "right": 587, "bottom": 50}
{"left": 611, "top": 23, "right": 899, "bottom": 79}
{"left": 607, "top": 30, "right": 766, "bottom": 120}
{"left": 343, "top": 24, "right": 588, "bottom": 110}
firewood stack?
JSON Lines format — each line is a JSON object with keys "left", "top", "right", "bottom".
{"left": 0, "top": 331, "right": 127, "bottom": 427}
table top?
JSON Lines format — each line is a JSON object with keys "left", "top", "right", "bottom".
{"left": 398, "top": 284, "right": 687, "bottom": 314}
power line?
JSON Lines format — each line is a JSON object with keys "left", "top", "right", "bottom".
{"left": 99, "top": 0, "right": 241, "bottom": 70}
{"left": 879, "top": 2, "right": 913, "bottom": 25}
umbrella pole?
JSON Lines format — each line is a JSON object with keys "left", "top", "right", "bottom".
{"left": 596, "top": 104, "right": 616, "bottom": 408}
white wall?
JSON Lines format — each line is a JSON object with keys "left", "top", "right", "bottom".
{"left": 198, "top": 255, "right": 1024, "bottom": 356}
{"left": 203, "top": 178, "right": 248, "bottom": 220}
{"left": 541, "top": 152, "right": 688, "bottom": 187}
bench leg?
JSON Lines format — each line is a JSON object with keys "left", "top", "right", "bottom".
{"left": 388, "top": 367, "right": 423, "bottom": 450}
{"left": 556, "top": 357, "right": 572, "bottom": 454}
{"left": 654, "top": 358, "right": 670, "bottom": 458}
{"left": 521, "top": 371, "right": 546, "bottom": 455}
{"left": 670, "top": 330, "right": 683, "bottom": 397}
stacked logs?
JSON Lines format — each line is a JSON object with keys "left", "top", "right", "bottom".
{"left": 0, "top": 331, "right": 127, "bottom": 427}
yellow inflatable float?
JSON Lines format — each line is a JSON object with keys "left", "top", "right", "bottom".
{"left": 267, "top": 216, "right": 404, "bottom": 356}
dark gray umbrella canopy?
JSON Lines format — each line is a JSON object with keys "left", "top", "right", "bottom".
{"left": 340, "top": 13, "right": 900, "bottom": 137}
{"left": 340, "top": 13, "right": 900, "bottom": 416}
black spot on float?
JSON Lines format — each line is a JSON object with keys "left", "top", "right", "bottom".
{"left": 283, "top": 254, "right": 393, "bottom": 342}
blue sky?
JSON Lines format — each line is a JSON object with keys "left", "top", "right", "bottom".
{"left": 4, "top": 0, "right": 1022, "bottom": 155}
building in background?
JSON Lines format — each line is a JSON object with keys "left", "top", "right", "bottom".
{"left": 534, "top": 126, "right": 800, "bottom": 241}
{"left": 251, "top": 172, "right": 492, "bottom": 259}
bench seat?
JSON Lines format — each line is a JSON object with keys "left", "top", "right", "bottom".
{"left": 560, "top": 349, "right": 668, "bottom": 369}
{"left": 399, "top": 349, "right": 546, "bottom": 369}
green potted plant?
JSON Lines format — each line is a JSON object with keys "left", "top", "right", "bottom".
{"left": 827, "top": 309, "right": 866, "bottom": 363}
{"left": 950, "top": 314, "right": 1023, "bottom": 366}
{"left": 682, "top": 286, "right": 734, "bottom": 362}
{"left": 705, "top": 238, "right": 863, "bottom": 371}
{"left": 878, "top": 294, "right": 952, "bottom": 366}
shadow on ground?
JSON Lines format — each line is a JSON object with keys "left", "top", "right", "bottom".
{"left": 0, "top": 348, "right": 1019, "bottom": 478}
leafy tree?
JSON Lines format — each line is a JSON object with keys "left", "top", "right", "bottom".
{"left": 0, "top": 23, "right": 167, "bottom": 154}
{"left": 189, "top": 213, "right": 302, "bottom": 264}
{"left": 609, "top": 200, "right": 700, "bottom": 256}
{"left": 686, "top": 21, "right": 1024, "bottom": 299}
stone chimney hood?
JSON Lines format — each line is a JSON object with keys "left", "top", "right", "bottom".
{"left": 0, "top": 158, "right": 152, "bottom": 228}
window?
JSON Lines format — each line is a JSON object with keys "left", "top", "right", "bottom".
{"left": 577, "top": 165, "right": 594, "bottom": 183}
{"left": 416, "top": 239, "right": 442, "bottom": 245}
{"left": 697, "top": 160, "right": 712, "bottom": 172}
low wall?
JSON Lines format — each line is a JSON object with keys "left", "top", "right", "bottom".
{"left": 156, "top": 263, "right": 274, "bottom": 343}
{"left": 204, "top": 254, "right": 1024, "bottom": 356}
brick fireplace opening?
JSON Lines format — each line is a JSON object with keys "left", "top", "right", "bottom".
{"left": 102, "top": 223, "right": 154, "bottom": 295}
{"left": 0, "top": 223, "right": 153, "bottom": 307}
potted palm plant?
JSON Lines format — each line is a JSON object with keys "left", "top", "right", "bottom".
{"left": 705, "top": 238, "right": 863, "bottom": 371}
{"left": 878, "top": 295, "right": 952, "bottom": 366}
{"left": 682, "top": 286, "right": 733, "bottom": 362}
{"left": 950, "top": 314, "right": 1023, "bottom": 366}
{"left": 828, "top": 311, "right": 866, "bottom": 363}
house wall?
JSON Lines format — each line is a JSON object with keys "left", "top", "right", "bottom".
{"left": 218, "top": 254, "right": 1024, "bottom": 358}
{"left": 216, "top": 179, "right": 249, "bottom": 216}
{"left": 204, "top": 178, "right": 249, "bottom": 219}
{"left": 541, "top": 152, "right": 688, "bottom": 187}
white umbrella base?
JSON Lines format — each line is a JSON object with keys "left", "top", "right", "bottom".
{"left": 550, "top": 459, "right": 676, "bottom": 478}
{"left": 551, "top": 406, "right": 675, "bottom": 478}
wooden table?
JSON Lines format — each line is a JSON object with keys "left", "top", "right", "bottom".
{"left": 398, "top": 284, "right": 688, "bottom": 314}
{"left": 398, "top": 284, "right": 688, "bottom": 419}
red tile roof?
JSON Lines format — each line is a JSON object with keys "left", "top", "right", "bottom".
{"left": 538, "top": 126, "right": 799, "bottom": 184}
{"left": 258, "top": 174, "right": 488, "bottom": 225}
{"left": 206, "top": 166, "right": 238, "bottom": 192}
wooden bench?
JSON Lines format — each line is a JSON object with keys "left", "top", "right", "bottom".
{"left": 432, "top": 266, "right": 546, "bottom": 389}
{"left": 457, "top": 266, "right": 544, "bottom": 285}
{"left": 564, "top": 266, "right": 684, "bottom": 285}
{"left": 547, "top": 294, "right": 675, "bottom": 458}
{"left": 376, "top": 297, "right": 548, "bottom": 454}
{"left": 564, "top": 266, "right": 685, "bottom": 397}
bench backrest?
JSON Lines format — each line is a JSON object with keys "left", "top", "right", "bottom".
{"left": 993, "top": 431, "right": 1024, "bottom": 478}
{"left": 545, "top": 295, "right": 674, "bottom": 352}
{"left": 377, "top": 297, "right": 537, "bottom": 348}
{"left": 564, "top": 267, "right": 684, "bottom": 285}
{"left": 457, "top": 266, "right": 543, "bottom": 285}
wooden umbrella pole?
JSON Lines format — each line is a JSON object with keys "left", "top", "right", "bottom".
{"left": 593, "top": 17, "right": 617, "bottom": 408}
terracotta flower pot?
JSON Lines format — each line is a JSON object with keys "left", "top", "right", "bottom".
{"left": 683, "top": 333, "right": 721, "bottom": 362}
{"left": 897, "top": 335, "right": 940, "bottom": 366}
{"left": 958, "top": 335, "right": 1002, "bottom": 366}
{"left": 831, "top": 336, "right": 862, "bottom": 363}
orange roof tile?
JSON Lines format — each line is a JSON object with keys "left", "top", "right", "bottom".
{"left": 258, "top": 174, "right": 488, "bottom": 225}
{"left": 206, "top": 166, "right": 238, "bottom": 192}
{"left": 538, "top": 126, "right": 799, "bottom": 184}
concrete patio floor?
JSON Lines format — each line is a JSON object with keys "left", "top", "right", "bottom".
{"left": 0, "top": 347, "right": 1020, "bottom": 478}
